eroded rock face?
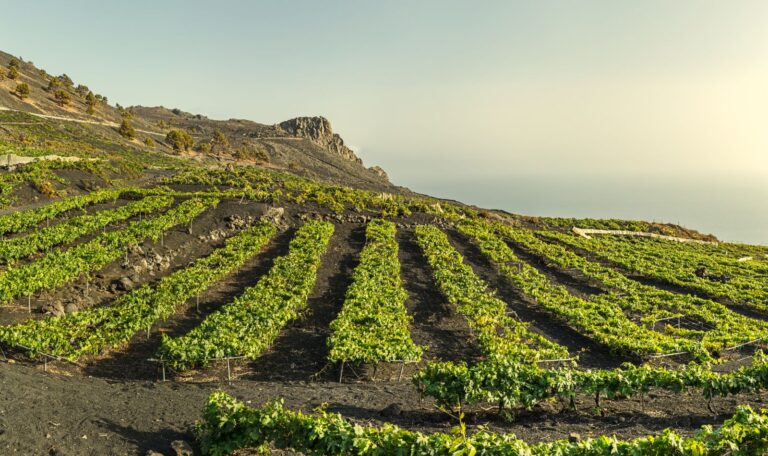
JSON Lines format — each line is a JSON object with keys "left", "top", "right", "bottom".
{"left": 277, "top": 116, "right": 362, "bottom": 164}
{"left": 369, "top": 165, "right": 388, "bottom": 180}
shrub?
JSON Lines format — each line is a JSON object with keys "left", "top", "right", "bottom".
{"left": 0, "top": 68, "right": 4, "bottom": 79}
{"left": 7, "top": 67, "right": 18, "bottom": 80}
{"left": 14, "top": 83, "right": 30, "bottom": 99}
{"left": 165, "top": 129, "right": 194, "bottom": 152}
{"left": 234, "top": 143, "right": 269, "bottom": 163}
{"left": 118, "top": 119, "right": 136, "bottom": 139}
{"left": 196, "top": 142, "right": 212, "bottom": 153}
{"left": 75, "top": 84, "right": 89, "bottom": 97}
{"left": 8, "top": 58, "right": 19, "bottom": 69}
{"left": 45, "top": 77, "right": 61, "bottom": 92}
{"left": 144, "top": 137, "right": 155, "bottom": 147}
{"left": 54, "top": 90, "right": 71, "bottom": 107}
{"left": 212, "top": 130, "right": 229, "bottom": 148}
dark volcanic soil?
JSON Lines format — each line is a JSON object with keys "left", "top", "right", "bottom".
{"left": 0, "top": 197, "right": 764, "bottom": 454}
{"left": 2, "top": 360, "right": 768, "bottom": 455}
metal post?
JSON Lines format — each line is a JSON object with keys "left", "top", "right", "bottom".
{"left": 161, "top": 361, "right": 166, "bottom": 382}
{"left": 44, "top": 357, "right": 47, "bottom": 372}
{"left": 338, "top": 362, "right": 344, "bottom": 383}
{"left": 27, "top": 295, "right": 31, "bottom": 313}
{"left": 398, "top": 362, "right": 405, "bottom": 382}
{"left": 147, "top": 324, "right": 151, "bottom": 338}
{"left": 226, "top": 358, "right": 232, "bottom": 384}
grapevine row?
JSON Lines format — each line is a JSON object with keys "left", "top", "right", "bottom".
{"left": 197, "top": 391, "right": 768, "bottom": 456}
{"left": 0, "top": 198, "right": 215, "bottom": 304}
{"left": 327, "top": 219, "right": 422, "bottom": 364}
{"left": 0, "top": 195, "right": 174, "bottom": 263}
{"left": 541, "top": 230, "right": 768, "bottom": 312}
{"left": 413, "top": 224, "right": 569, "bottom": 364}
{"left": 414, "top": 352, "right": 768, "bottom": 413}
{"left": 456, "top": 220, "right": 699, "bottom": 358}
{"left": 0, "top": 187, "right": 121, "bottom": 236}
{"left": 495, "top": 225, "right": 768, "bottom": 351}
{"left": 0, "top": 221, "right": 276, "bottom": 359}
{"left": 157, "top": 220, "right": 333, "bottom": 370}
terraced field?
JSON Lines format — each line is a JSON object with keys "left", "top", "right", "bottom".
{"left": 1, "top": 166, "right": 767, "bottom": 455}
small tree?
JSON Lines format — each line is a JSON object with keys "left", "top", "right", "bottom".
{"left": 14, "top": 83, "right": 30, "bottom": 99}
{"left": 54, "top": 90, "right": 71, "bottom": 107}
{"left": 7, "top": 66, "right": 18, "bottom": 80}
{"left": 196, "top": 142, "right": 212, "bottom": 153}
{"left": 144, "top": 137, "right": 155, "bottom": 147}
{"left": 165, "top": 129, "right": 194, "bottom": 152}
{"left": 58, "top": 73, "right": 73, "bottom": 88}
{"left": 46, "top": 77, "right": 61, "bottom": 92}
{"left": 8, "top": 58, "right": 19, "bottom": 69}
{"left": 75, "top": 84, "right": 89, "bottom": 97}
{"left": 118, "top": 119, "right": 136, "bottom": 139}
{"left": 85, "top": 91, "right": 97, "bottom": 114}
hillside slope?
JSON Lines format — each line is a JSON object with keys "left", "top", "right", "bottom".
{"left": 0, "top": 50, "right": 392, "bottom": 191}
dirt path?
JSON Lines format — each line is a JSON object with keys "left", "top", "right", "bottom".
{"left": 0, "top": 104, "right": 165, "bottom": 137}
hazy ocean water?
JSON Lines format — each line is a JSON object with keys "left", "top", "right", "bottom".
{"left": 408, "top": 174, "right": 768, "bottom": 245}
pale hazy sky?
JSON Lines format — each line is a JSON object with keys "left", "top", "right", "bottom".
{"left": 2, "top": 1, "right": 767, "bottom": 241}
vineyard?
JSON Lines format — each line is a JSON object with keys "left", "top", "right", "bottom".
{"left": 0, "top": 166, "right": 766, "bottom": 455}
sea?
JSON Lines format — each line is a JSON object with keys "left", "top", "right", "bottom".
{"left": 405, "top": 174, "right": 768, "bottom": 246}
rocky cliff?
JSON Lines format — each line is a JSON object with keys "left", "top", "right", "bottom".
{"left": 277, "top": 117, "right": 362, "bottom": 164}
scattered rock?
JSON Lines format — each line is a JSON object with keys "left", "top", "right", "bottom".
{"left": 115, "top": 277, "right": 134, "bottom": 291}
{"left": 145, "top": 451, "right": 164, "bottom": 456}
{"left": 262, "top": 207, "right": 285, "bottom": 226}
{"left": 568, "top": 432, "right": 580, "bottom": 443}
{"left": 170, "top": 440, "right": 194, "bottom": 456}
{"left": 380, "top": 403, "right": 402, "bottom": 417}
{"left": 42, "top": 300, "right": 65, "bottom": 317}
{"left": 64, "top": 303, "right": 78, "bottom": 314}
{"left": 199, "top": 228, "right": 228, "bottom": 243}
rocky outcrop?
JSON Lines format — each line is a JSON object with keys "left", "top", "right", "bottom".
{"left": 368, "top": 165, "right": 388, "bottom": 180}
{"left": 277, "top": 116, "right": 362, "bottom": 164}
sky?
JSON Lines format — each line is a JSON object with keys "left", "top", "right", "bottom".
{"left": 1, "top": 1, "right": 767, "bottom": 242}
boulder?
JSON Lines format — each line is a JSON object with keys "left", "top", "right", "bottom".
{"left": 115, "top": 277, "right": 134, "bottom": 291}
{"left": 262, "top": 207, "right": 285, "bottom": 226}
{"left": 64, "top": 303, "right": 79, "bottom": 314}
{"left": 380, "top": 403, "right": 402, "bottom": 417}
{"left": 170, "top": 440, "right": 194, "bottom": 456}
{"left": 43, "top": 300, "right": 65, "bottom": 317}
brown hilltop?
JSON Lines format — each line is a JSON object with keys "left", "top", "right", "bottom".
{"left": 0, "top": 50, "right": 393, "bottom": 191}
